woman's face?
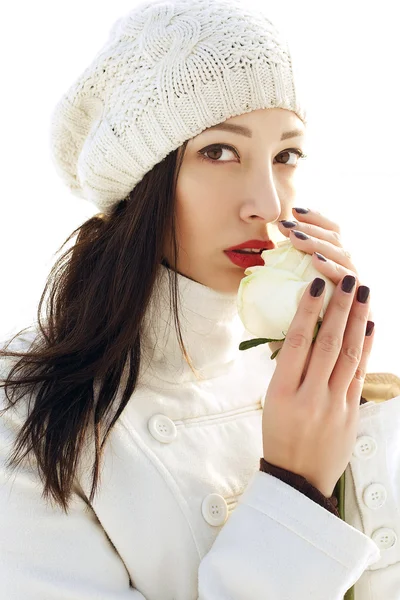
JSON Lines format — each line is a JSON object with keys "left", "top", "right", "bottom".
{"left": 163, "top": 107, "right": 307, "bottom": 294}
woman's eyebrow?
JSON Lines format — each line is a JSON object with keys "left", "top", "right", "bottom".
{"left": 201, "top": 123, "right": 304, "bottom": 140}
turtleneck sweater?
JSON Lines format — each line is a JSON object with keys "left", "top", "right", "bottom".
{"left": 138, "top": 263, "right": 341, "bottom": 518}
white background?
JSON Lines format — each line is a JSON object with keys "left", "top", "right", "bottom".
{"left": 1, "top": 1, "right": 399, "bottom": 373}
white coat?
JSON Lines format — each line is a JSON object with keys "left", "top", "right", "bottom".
{"left": 1, "top": 264, "right": 400, "bottom": 599}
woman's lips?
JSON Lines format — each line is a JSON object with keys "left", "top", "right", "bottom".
{"left": 224, "top": 250, "right": 266, "bottom": 268}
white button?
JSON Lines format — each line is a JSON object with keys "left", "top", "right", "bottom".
{"left": 202, "top": 494, "right": 228, "bottom": 526}
{"left": 148, "top": 414, "right": 177, "bottom": 443}
{"left": 363, "top": 483, "right": 387, "bottom": 509}
{"left": 371, "top": 527, "right": 397, "bottom": 550}
{"left": 353, "top": 436, "right": 377, "bottom": 459}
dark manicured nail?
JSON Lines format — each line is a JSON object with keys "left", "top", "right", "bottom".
{"left": 357, "top": 285, "right": 370, "bottom": 303}
{"left": 279, "top": 220, "right": 298, "bottom": 228}
{"left": 341, "top": 275, "right": 356, "bottom": 293}
{"left": 366, "top": 321, "right": 375, "bottom": 336}
{"left": 293, "top": 207, "right": 309, "bottom": 214}
{"left": 293, "top": 230, "right": 309, "bottom": 240}
{"left": 314, "top": 252, "right": 327, "bottom": 262}
{"left": 310, "top": 277, "right": 325, "bottom": 297}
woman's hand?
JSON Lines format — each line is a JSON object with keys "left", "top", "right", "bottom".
{"left": 269, "top": 207, "right": 374, "bottom": 375}
{"left": 262, "top": 273, "right": 373, "bottom": 498}
{"left": 279, "top": 207, "right": 363, "bottom": 286}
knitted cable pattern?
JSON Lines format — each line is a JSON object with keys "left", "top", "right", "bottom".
{"left": 49, "top": 0, "right": 307, "bottom": 215}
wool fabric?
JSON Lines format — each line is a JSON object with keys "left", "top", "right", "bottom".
{"left": 49, "top": 0, "right": 307, "bottom": 216}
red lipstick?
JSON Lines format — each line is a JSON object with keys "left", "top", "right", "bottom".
{"left": 224, "top": 239, "right": 276, "bottom": 269}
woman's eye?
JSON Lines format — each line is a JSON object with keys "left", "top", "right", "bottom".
{"left": 198, "top": 143, "right": 307, "bottom": 166}
{"left": 198, "top": 144, "right": 238, "bottom": 163}
{"left": 276, "top": 148, "right": 307, "bottom": 166}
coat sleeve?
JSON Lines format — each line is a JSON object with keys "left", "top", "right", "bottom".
{"left": 259, "top": 456, "right": 340, "bottom": 516}
{"left": 197, "top": 469, "right": 381, "bottom": 599}
{"left": 199, "top": 386, "right": 400, "bottom": 599}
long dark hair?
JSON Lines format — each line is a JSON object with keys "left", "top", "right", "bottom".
{"left": 0, "top": 139, "right": 200, "bottom": 514}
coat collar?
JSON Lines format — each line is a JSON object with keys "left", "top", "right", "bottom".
{"left": 137, "top": 263, "right": 400, "bottom": 398}
{"left": 139, "top": 264, "right": 249, "bottom": 385}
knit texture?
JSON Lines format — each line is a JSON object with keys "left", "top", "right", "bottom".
{"left": 49, "top": 0, "right": 307, "bottom": 215}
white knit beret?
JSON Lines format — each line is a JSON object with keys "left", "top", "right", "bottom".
{"left": 49, "top": 0, "right": 307, "bottom": 216}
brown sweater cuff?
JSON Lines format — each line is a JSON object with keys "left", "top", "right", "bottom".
{"left": 259, "top": 457, "right": 340, "bottom": 518}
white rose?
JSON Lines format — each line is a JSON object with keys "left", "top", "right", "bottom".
{"left": 237, "top": 239, "right": 336, "bottom": 357}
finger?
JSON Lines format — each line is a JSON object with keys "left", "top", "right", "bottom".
{"left": 270, "top": 277, "right": 326, "bottom": 395}
{"left": 310, "top": 251, "right": 357, "bottom": 285}
{"left": 289, "top": 229, "right": 355, "bottom": 271}
{"left": 300, "top": 305, "right": 374, "bottom": 387}
{"left": 328, "top": 283, "right": 372, "bottom": 401}
{"left": 310, "top": 252, "right": 374, "bottom": 324}
{"left": 292, "top": 207, "right": 341, "bottom": 235}
{"left": 347, "top": 319, "right": 375, "bottom": 409}
{"left": 278, "top": 220, "right": 342, "bottom": 248}
{"left": 304, "top": 274, "right": 358, "bottom": 386}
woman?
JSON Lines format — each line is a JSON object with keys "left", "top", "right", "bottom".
{"left": 1, "top": 0, "right": 399, "bottom": 598}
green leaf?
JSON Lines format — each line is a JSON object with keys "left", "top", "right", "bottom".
{"left": 239, "top": 336, "right": 285, "bottom": 351}
{"left": 239, "top": 318, "right": 323, "bottom": 356}
{"left": 270, "top": 347, "right": 281, "bottom": 360}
